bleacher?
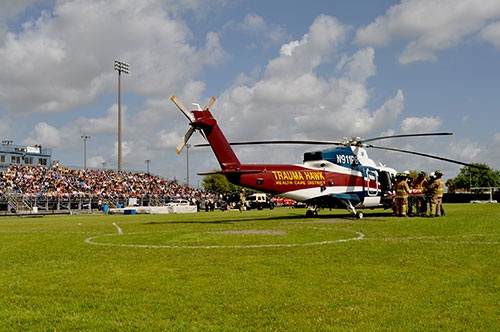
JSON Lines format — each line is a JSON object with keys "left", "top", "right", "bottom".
{"left": 0, "top": 166, "right": 206, "bottom": 215}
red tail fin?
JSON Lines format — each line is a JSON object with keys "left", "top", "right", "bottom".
{"left": 191, "top": 109, "right": 241, "bottom": 170}
{"left": 172, "top": 96, "right": 240, "bottom": 171}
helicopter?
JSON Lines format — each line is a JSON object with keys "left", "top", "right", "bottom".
{"left": 171, "top": 95, "right": 479, "bottom": 218}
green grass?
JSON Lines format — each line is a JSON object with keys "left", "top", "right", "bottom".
{"left": 0, "top": 204, "right": 498, "bottom": 331}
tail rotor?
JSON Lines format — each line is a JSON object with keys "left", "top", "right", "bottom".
{"left": 175, "top": 127, "right": 195, "bottom": 154}
{"left": 204, "top": 96, "right": 216, "bottom": 110}
{"left": 171, "top": 95, "right": 216, "bottom": 154}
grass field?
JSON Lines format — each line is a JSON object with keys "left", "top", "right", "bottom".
{"left": 0, "top": 204, "right": 498, "bottom": 331}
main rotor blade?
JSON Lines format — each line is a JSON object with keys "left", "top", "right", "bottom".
{"left": 193, "top": 133, "right": 454, "bottom": 148}
{"left": 171, "top": 95, "right": 195, "bottom": 122}
{"left": 362, "top": 132, "right": 453, "bottom": 144}
{"left": 194, "top": 140, "right": 343, "bottom": 147}
{"left": 367, "top": 144, "right": 483, "bottom": 168}
{"left": 176, "top": 127, "right": 195, "bottom": 154}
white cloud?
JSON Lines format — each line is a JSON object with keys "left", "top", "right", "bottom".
{"left": 264, "top": 15, "right": 348, "bottom": 80}
{"left": 0, "top": 0, "right": 39, "bottom": 41}
{"left": 339, "top": 47, "right": 376, "bottom": 83}
{"left": 63, "top": 104, "right": 120, "bottom": 138}
{"left": 477, "top": 21, "right": 500, "bottom": 48}
{"left": 355, "top": 0, "right": 500, "bottom": 64}
{"left": 280, "top": 40, "right": 302, "bottom": 57}
{"left": 241, "top": 13, "right": 288, "bottom": 44}
{"left": 0, "top": 0, "right": 36, "bottom": 20}
{"left": 0, "top": 0, "right": 234, "bottom": 174}
{"left": 370, "top": 90, "right": 405, "bottom": 132}
{"left": 213, "top": 15, "right": 403, "bottom": 150}
{"left": 0, "top": 0, "right": 228, "bottom": 115}
{"left": 450, "top": 140, "right": 481, "bottom": 161}
{"left": 87, "top": 155, "right": 106, "bottom": 169}
{"left": 156, "top": 129, "right": 182, "bottom": 150}
{"left": 400, "top": 116, "right": 442, "bottom": 133}
{"left": 223, "top": 13, "right": 289, "bottom": 51}
{"left": 23, "top": 122, "right": 61, "bottom": 148}
{"left": 0, "top": 117, "right": 14, "bottom": 139}
{"left": 478, "top": 132, "right": 500, "bottom": 167}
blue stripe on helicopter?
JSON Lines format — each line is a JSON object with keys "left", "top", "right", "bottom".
{"left": 321, "top": 147, "right": 360, "bottom": 168}
{"left": 331, "top": 193, "right": 362, "bottom": 203}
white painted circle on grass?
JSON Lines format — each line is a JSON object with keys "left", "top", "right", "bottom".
{"left": 84, "top": 228, "right": 365, "bottom": 249}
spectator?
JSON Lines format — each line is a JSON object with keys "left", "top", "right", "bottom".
{"left": 0, "top": 165, "right": 209, "bottom": 205}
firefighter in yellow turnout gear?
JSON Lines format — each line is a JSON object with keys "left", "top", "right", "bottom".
{"left": 427, "top": 170, "right": 445, "bottom": 217}
{"left": 412, "top": 171, "right": 428, "bottom": 216}
{"left": 395, "top": 173, "right": 411, "bottom": 217}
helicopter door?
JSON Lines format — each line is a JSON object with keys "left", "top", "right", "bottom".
{"left": 365, "top": 169, "right": 379, "bottom": 196}
{"left": 363, "top": 169, "right": 380, "bottom": 207}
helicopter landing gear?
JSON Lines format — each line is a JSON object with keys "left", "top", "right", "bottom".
{"left": 341, "top": 199, "right": 364, "bottom": 219}
{"left": 306, "top": 207, "right": 318, "bottom": 217}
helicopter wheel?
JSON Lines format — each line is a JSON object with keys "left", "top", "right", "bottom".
{"left": 306, "top": 209, "right": 317, "bottom": 218}
{"left": 356, "top": 211, "right": 364, "bottom": 219}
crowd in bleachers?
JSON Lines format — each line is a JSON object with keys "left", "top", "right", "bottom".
{"left": 0, "top": 165, "right": 207, "bottom": 202}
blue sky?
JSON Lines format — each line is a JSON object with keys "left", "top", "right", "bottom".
{"left": 0, "top": 0, "right": 499, "bottom": 186}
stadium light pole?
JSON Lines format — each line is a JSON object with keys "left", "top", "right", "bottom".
{"left": 114, "top": 59, "right": 130, "bottom": 172}
{"left": 81, "top": 135, "right": 91, "bottom": 169}
{"left": 145, "top": 159, "right": 151, "bottom": 174}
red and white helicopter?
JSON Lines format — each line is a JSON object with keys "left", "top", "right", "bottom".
{"left": 171, "top": 96, "right": 477, "bottom": 218}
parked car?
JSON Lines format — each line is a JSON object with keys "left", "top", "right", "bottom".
{"left": 245, "top": 193, "right": 274, "bottom": 210}
{"left": 271, "top": 196, "right": 296, "bottom": 207}
{"left": 293, "top": 201, "right": 308, "bottom": 208}
{"left": 166, "top": 199, "right": 190, "bottom": 206}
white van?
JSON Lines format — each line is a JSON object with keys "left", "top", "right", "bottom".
{"left": 245, "top": 193, "right": 274, "bottom": 210}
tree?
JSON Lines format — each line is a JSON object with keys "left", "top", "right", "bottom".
{"left": 201, "top": 172, "right": 240, "bottom": 194}
{"left": 450, "top": 163, "right": 500, "bottom": 192}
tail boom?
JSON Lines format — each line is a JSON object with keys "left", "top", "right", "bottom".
{"left": 192, "top": 109, "right": 241, "bottom": 171}
{"left": 171, "top": 94, "right": 242, "bottom": 171}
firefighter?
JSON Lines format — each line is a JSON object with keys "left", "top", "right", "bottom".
{"left": 427, "top": 170, "right": 445, "bottom": 217}
{"left": 412, "top": 171, "right": 428, "bottom": 216}
{"left": 395, "top": 173, "right": 411, "bottom": 217}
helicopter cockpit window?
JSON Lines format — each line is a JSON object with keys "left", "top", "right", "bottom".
{"left": 303, "top": 151, "right": 322, "bottom": 162}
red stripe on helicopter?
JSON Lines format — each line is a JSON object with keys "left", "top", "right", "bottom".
{"left": 232, "top": 164, "right": 366, "bottom": 194}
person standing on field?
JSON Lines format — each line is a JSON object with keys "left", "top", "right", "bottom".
{"left": 239, "top": 189, "right": 246, "bottom": 212}
{"left": 395, "top": 173, "right": 411, "bottom": 217}
{"left": 412, "top": 171, "right": 428, "bottom": 216}
{"left": 428, "top": 170, "right": 445, "bottom": 217}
